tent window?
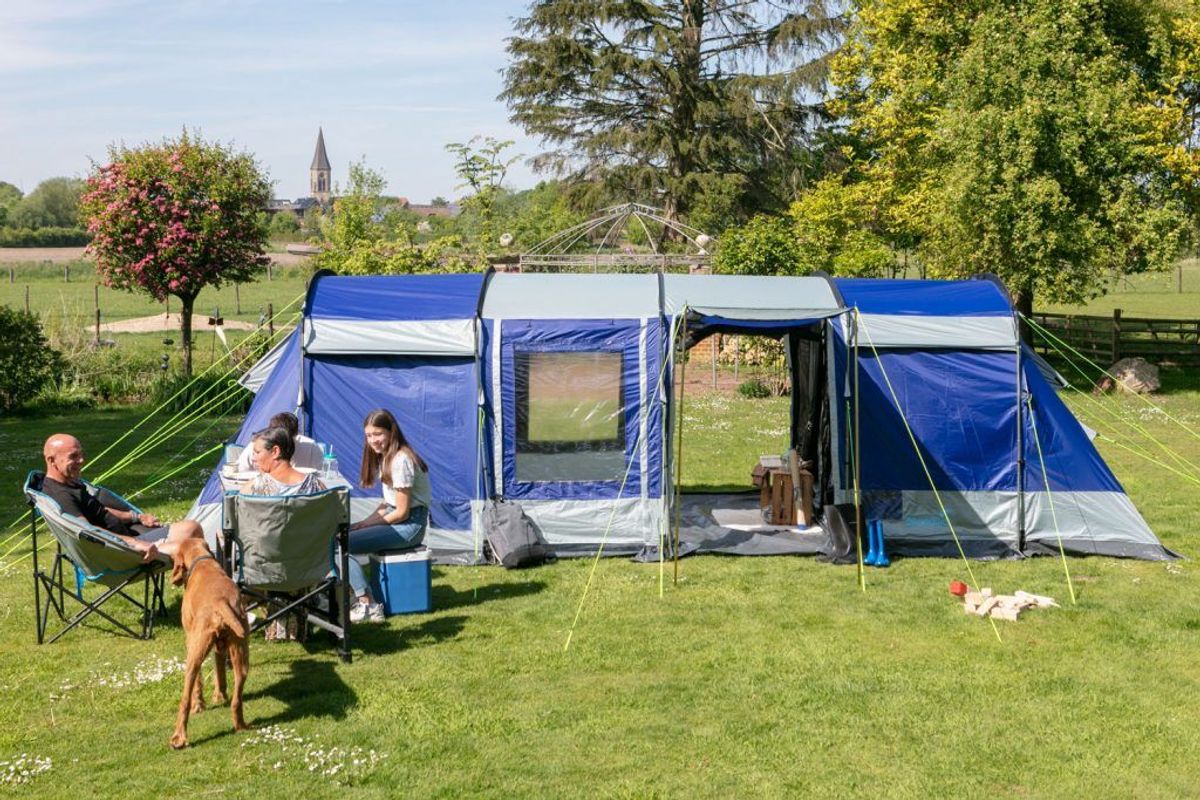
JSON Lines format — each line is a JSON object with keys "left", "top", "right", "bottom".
{"left": 515, "top": 351, "right": 626, "bottom": 482}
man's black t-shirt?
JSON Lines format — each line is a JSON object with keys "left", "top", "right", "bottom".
{"left": 40, "top": 476, "right": 136, "bottom": 537}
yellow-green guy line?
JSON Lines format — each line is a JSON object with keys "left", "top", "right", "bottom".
{"left": 1023, "top": 314, "right": 1200, "bottom": 446}
{"left": 857, "top": 313, "right": 1002, "bottom": 643}
{"left": 1026, "top": 399, "right": 1078, "bottom": 605}
{"left": 564, "top": 312, "right": 684, "bottom": 652}
{"left": 1025, "top": 320, "right": 1200, "bottom": 482}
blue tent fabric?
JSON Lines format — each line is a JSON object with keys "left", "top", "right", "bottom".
{"left": 307, "top": 273, "right": 485, "bottom": 321}
{"left": 834, "top": 278, "right": 1013, "bottom": 316}
{"left": 306, "top": 354, "right": 477, "bottom": 530}
{"left": 1021, "top": 355, "right": 1122, "bottom": 493}
{"left": 493, "top": 318, "right": 659, "bottom": 501}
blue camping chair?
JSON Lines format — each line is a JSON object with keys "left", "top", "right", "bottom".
{"left": 24, "top": 471, "right": 169, "bottom": 644}
{"left": 222, "top": 487, "right": 352, "bottom": 662}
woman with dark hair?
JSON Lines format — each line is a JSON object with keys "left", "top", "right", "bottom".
{"left": 240, "top": 426, "right": 326, "bottom": 496}
{"left": 235, "top": 411, "right": 325, "bottom": 473}
{"left": 345, "top": 409, "right": 429, "bottom": 622}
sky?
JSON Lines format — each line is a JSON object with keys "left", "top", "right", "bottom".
{"left": 0, "top": 0, "right": 542, "bottom": 203}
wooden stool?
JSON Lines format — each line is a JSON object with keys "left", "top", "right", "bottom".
{"left": 752, "top": 457, "right": 814, "bottom": 526}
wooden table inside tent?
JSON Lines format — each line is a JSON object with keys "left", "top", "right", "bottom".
{"left": 752, "top": 456, "right": 814, "bottom": 527}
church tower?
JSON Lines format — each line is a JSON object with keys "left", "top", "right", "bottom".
{"left": 310, "top": 128, "right": 331, "bottom": 204}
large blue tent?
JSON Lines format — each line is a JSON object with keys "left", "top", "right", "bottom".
{"left": 188, "top": 271, "right": 1172, "bottom": 563}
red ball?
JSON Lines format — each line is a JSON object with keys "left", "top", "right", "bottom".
{"left": 949, "top": 580, "right": 968, "bottom": 597}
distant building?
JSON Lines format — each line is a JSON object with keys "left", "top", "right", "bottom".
{"left": 266, "top": 129, "right": 461, "bottom": 221}
{"left": 310, "top": 127, "right": 331, "bottom": 204}
{"left": 266, "top": 129, "right": 333, "bottom": 219}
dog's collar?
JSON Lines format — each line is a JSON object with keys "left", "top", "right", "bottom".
{"left": 185, "top": 554, "right": 218, "bottom": 583}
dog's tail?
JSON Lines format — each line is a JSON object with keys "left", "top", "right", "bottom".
{"left": 215, "top": 599, "right": 249, "bottom": 639}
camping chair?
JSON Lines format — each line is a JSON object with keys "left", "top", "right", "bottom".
{"left": 222, "top": 486, "right": 352, "bottom": 662}
{"left": 24, "top": 471, "right": 169, "bottom": 644}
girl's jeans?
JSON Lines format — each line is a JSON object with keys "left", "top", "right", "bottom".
{"left": 344, "top": 505, "right": 427, "bottom": 598}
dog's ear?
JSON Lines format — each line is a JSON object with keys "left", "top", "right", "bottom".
{"left": 171, "top": 548, "right": 188, "bottom": 587}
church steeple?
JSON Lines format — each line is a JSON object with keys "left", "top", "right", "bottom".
{"left": 310, "top": 128, "right": 331, "bottom": 204}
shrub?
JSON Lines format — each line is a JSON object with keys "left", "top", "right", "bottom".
{"left": 0, "top": 306, "right": 64, "bottom": 410}
{"left": 0, "top": 226, "right": 90, "bottom": 247}
{"left": 737, "top": 378, "right": 772, "bottom": 399}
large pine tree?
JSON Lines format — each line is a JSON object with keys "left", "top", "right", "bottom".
{"left": 501, "top": 0, "right": 845, "bottom": 227}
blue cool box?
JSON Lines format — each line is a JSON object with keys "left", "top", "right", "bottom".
{"left": 369, "top": 547, "right": 432, "bottom": 615}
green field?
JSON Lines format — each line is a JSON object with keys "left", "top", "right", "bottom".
{"left": 0, "top": 373, "right": 1196, "bottom": 796}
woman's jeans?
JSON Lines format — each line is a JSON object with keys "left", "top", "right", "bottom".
{"left": 344, "top": 505, "right": 427, "bottom": 598}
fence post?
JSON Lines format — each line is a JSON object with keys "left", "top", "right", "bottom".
{"left": 235, "top": 283, "right": 241, "bottom": 314}
{"left": 64, "top": 264, "right": 70, "bottom": 283}
{"left": 7, "top": 266, "right": 12, "bottom": 283}
{"left": 25, "top": 285, "right": 30, "bottom": 314}
{"left": 95, "top": 308, "right": 101, "bottom": 343}
{"left": 711, "top": 333, "right": 718, "bottom": 389}
{"left": 1111, "top": 308, "right": 1122, "bottom": 364}
{"left": 267, "top": 302, "right": 274, "bottom": 338}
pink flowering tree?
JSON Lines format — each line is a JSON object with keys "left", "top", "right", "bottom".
{"left": 81, "top": 131, "right": 271, "bottom": 377}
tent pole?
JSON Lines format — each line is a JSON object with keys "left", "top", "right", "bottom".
{"left": 1015, "top": 337, "right": 1027, "bottom": 553}
{"left": 852, "top": 309, "right": 864, "bottom": 591}
{"left": 672, "top": 312, "right": 689, "bottom": 585}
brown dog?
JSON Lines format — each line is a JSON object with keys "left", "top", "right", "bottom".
{"left": 170, "top": 537, "right": 249, "bottom": 749}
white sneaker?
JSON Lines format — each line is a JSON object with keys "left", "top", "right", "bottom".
{"left": 349, "top": 601, "right": 385, "bottom": 623}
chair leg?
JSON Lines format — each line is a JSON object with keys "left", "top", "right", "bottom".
{"left": 338, "top": 530, "right": 352, "bottom": 663}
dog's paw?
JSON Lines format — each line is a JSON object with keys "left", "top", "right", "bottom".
{"left": 190, "top": 699, "right": 206, "bottom": 714}
{"left": 212, "top": 692, "right": 228, "bottom": 707}
{"left": 169, "top": 734, "right": 189, "bottom": 750}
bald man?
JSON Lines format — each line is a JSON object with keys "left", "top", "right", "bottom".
{"left": 41, "top": 433, "right": 203, "bottom": 562}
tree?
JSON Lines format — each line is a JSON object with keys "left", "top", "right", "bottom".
{"left": 0, "top": 181, "right": 21, "bottom": 227}
{"left": 445, "top": 137, "right": 519, "bottom": 251}
{"left": 268, "top": 211, "right": 300, "bottom": 238}
{"left": 81, "top": 131, "right": 271, "bottom": 377}
{"left": 830, "top": 0, "right": 1200, "bottom": 319}
{"left": 9, "top": 177, "right": 84, "bottom": 229}
{"left": 501, "top": 1, "right": 846, "bottom": 224}
{"left": 311, "top": 160, "right": 477, "bottom": 275}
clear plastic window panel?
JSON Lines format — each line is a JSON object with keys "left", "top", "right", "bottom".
{"left": 515, "top": 351, "right": 627, "bottom": 483}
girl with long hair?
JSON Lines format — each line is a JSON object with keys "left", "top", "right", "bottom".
{"left": 345, "top": 409, "right": 429, "bottom": 622}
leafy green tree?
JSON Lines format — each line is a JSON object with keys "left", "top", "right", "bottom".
{"left": 81, "top": 131, "right": 271, "bottom": 377}
{"left": 714, "top": 214, "right": 804, "bottom": 276}
{"left": 9, "top": 177, "right": 84, "bottom": 229}
{"left": 445, "top": 137, "right": 519, "bottom": 252}
{"left": 312, "top": 160, "right": 478, "bottom": 275}
{"left": 831, "top": 0, "right": 1200, "bottom": 318}
{"left": 268, "top": 211, "right": 300, "bottom": 238}
{"left": 501, "top": 1, "right": 846, "bottom": 223}
{"left": 0, "top": 181, "right": 21, "bottom": 226}
{"left": 0, "top": 305, "right": 63, "bottom": 410}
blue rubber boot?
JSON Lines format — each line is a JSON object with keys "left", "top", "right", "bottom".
{"left": 864, "top": 519, "right": 879, "bottom": 566}
{"left": 874, "top": 521, "right": 890, "bottom": 568}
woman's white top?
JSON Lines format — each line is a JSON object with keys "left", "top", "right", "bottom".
{"left": 381, "top": 451, "right": 430, "bottom": 511}
{"left": 244, "top": 470, "right": 326, "bottom": 497}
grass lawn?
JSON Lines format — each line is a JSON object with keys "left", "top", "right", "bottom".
{"left": 0, "top": 380, "right": 1197, "bottom": 797}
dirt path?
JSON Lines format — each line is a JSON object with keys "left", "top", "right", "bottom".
{"left": 89, "top": 313, "right": 257, "bottom": 334}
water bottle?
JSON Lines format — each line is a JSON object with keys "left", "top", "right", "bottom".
{"left": 323, "top": 447, "right": 338, "bottom": 480}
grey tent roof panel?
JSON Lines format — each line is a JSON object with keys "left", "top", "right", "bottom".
{"left": 482, "top": 273, "right": 662, "bottom": 319}
{"left": 662, "top": 274, "right": 841, "bottom": 319}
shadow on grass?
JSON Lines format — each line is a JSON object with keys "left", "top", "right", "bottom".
{"left": 349, "top": 613, "right": 468, "bottom": 656}
{"left": 432, "top": 581, "right": 548, "bottom": 611}
{"left": 246, "top": 657, "right": 356, "bottom": 724}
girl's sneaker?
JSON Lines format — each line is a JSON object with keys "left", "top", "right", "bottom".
{"left": 350, "top": 601, "right": 385, "bottom": 623}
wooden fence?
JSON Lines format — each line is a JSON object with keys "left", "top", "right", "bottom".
{"left": 1031, "top": 310, "right": 1200, "bottom": 368}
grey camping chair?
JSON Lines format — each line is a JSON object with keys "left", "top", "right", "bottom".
{"left": 24, "top": 471, "right": 169, "bottom": 644}
{"left": 221, "top": 486, "right": 352, "bottom": 662}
